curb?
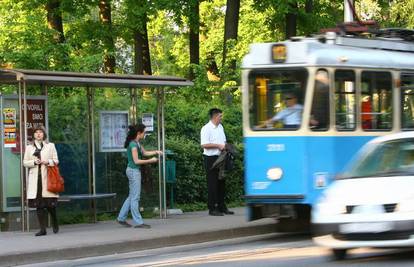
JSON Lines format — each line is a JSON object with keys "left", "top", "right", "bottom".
{"left": 0, "top": 223, "right": 277, "bottom": 267}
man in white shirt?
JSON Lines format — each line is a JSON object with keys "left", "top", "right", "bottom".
{"left": 200, "top": 108, "right": 234, "bottom": 216}
{"left": 265, "top": 93, "right": 303, "bottom": 129}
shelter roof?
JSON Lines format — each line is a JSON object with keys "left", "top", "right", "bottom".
{"left": 0, "top": 69, "right": 193, "bottom": 88}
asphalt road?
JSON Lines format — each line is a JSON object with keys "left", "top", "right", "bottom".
{"left": 18, "top": 233, "right": 414, "bottom": 267}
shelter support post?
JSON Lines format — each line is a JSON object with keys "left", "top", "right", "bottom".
{"left": 86, "top": 86, "right": 97, "bottom": 222}
{"left": 157, "top": 88, "right": 167, "bottom": 219}
{"left": 18, "top": 80, "right": 28, "bottom": 231}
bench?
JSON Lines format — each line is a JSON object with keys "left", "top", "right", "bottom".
{"left": 58, "top": 193, "right": 116, "bottom": 202}
{"left": 58, "top": 193, "right": 117, "bottom": 222}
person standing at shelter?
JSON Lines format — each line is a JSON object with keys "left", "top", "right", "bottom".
{"left": 117, "top": 124, "right": 162, "bottom": 229}
{"left": 201, "top": 108, "right": 234, "bottom": 216}
{"left": 23, "top": 127, "right": 60, "bottom": 236}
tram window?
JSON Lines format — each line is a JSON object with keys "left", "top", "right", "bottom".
{"left": 361, "top": 71, "right": 392, "bottom": 131}
{"left": 335, "top": 70, "right": 356, "bottom": 131}
{"left": 401, "top": 74, "right": 414, "bottom": 129}
{"left": 248, "top": 69, "right": 308, "bottom": 130}
{"left": 310, "top": 70, "right": 329, "bottom": 131}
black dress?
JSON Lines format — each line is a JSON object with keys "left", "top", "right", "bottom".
{"left": 28, "top": 152, "right": 58, "bottom": 209}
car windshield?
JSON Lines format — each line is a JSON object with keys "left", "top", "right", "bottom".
{"left": 340, "top": 138, "right": 414, "bottom": 179}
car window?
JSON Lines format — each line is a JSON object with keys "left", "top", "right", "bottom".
{"left": 341, "top": 138, "right": 414, "bottom": 178}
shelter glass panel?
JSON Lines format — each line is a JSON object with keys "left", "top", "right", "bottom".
{"left": 1, "top": 97, "right": 21, "bottom": 212}
{"left": 335, "top": 70, "right": 356, "bottom": 131}
{"left": 248, "top": 68, "right": 308, "bottom": 130}
{"left": 93, "top": 88, "right": 160, "bottom": 216}
{"left": 47, "top": 87, "right": 90, "bottom": 221}
{"left": 310, "top": 69, "right": 330, "bottom": 131}
{"left": 361, "top": 71, "right": 392, "bottom": 131}
{"left": 401, "top": 74, "right": 414, "bottom": 130}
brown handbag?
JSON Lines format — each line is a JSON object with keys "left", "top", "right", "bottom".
{"left": 47, "top": 165, "right": 65, "bottom": 193}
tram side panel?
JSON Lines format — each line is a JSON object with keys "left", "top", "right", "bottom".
{"left": 244, "top": 136, "right": 307, "bottom": 221}
{"left": 305, "top": 135, "right": 374, "bottom": 205}
{"left": 245, "top": 135, "right": 376, "bottom": 222}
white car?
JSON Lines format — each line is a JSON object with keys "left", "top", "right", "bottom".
{"left": 312, "top": 132, "right": 414, "bottom": 260}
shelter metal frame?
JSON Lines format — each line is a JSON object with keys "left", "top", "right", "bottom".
{"left": 0, "top": 69, "right": 193, "bottom": 231}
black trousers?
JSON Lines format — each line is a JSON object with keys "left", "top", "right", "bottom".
{"left": 203, "top": 155, "right": 226, "bottom": 212}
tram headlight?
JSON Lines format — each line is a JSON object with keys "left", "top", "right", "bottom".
{"left": 266, "top": 167, "right": 283, "bottom": 180}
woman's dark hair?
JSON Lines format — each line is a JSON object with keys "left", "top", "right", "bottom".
{"left": 124, "top": 124, "right": 146, "bottom": 148}
{"left": 32, "top": 127, "right": 47, "bottom": 140}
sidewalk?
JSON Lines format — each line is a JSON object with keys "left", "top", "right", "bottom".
{"left": 0, "top": 208, "right": 276, "bottom": 267}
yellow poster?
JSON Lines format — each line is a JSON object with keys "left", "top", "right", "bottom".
{"left": 3, "top": 108, "right": 17, "bottom": 148}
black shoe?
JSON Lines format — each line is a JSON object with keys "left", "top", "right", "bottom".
{"left": 53, "top": 224, "right": 59, "bottom": 234}
{"left": 209, "top": 210, "right": 224, "bottom": 216}
{"left": 117, "top": 220, "right": 132, "bottom": 227}
{"left": 134, "top": 223, "right": 151, "bottom": 229}
{"left": 222, "top": 209, "right": 234, "bottom": 215}
{"left": 35, "top": 230, "right": 47, "bottom": 236}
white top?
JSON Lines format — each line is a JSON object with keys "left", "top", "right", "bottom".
{"left": 200, "top": 120, "right": 226, "bottom": 156}
{"left": 271, "top": 104, "right": 303, "bottom": 126}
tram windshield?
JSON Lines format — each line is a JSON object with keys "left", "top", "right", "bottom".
{"left": 248, "top": 69, "right": 308, "bottom": 130}
{"left": 340, "top": 139, "right": 414, "bottom": 179}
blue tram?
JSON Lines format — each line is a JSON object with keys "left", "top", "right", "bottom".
{"left": 242, "top": 31, "right": 414, "bottom": 228}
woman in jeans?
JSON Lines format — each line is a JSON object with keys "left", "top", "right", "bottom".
{"left": 117, "top": 124, "right": 162, "bottom": 229}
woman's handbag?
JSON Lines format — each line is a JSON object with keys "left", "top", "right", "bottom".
{"left": 47, "top": 165, "right": 65, "bottom": 193}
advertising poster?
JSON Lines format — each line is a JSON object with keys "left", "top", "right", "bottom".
{"left": 3, "top": 108, "right": 17, "bottom": 148}
{"left": 142, "top": 113, "right": 154, "bottom": 132}
{"left": 25, "top": 99, "right": 46, "bottom": 142}
{"left": 100, "top": 111, "right": 128, "bottom": 152}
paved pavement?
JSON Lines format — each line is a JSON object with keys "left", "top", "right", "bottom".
{"left": 0, "top": 208, "right": 276, "bottom": 267}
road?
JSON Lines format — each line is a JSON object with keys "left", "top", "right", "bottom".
{"left": 19, "top": 233, "right": 414, "bottom": 267}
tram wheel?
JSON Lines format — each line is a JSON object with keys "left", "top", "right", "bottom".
{"left": 332, "top": 249, "right": 347, "bottom": 260}
{"left": 276, "top": 205, "right": 311, "bottom": 232}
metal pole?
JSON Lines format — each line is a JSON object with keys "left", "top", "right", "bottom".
{"left": 161, "top": 89, "right": 167, "bottom": 218}
{"left": 344, "top": 0, "right": 354, "bottom": 23}
{"left": 18, "top": 81, "right": 25, "bottom": 231}
{"left": 87, "top": 87, "right": 97, "bottom": 222}
{"left": 23, "top": 81, "right": 29, "bottom": 232}
{"left": 157, "top": 88, "right": 163, "bottom": 218}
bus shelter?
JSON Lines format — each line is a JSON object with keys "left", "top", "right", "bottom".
{"left": 0, "top": 69, "right": 193, "bottom": 231}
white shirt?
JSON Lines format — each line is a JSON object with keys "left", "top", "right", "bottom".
{"left": 272, "top": 104, "right": 303, "bottom": 125}
{"left": 200, "top": 121, "right": 226, "bottom": 156}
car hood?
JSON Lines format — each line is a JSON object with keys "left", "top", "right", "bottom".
{"left": 323, "top": 176, "right": 414, "bottom": 205}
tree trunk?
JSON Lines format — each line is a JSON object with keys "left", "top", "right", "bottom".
{"left": 305, "top": 0, "right": 313, "bottom": 13}
{"left": 45, "top": 0, "right": 65, "bottom": 43}
{"left": 222, "top": 0, "right": 240, "bottom": 75}
{"left": 99, "top": 0, "right": 116, "bottom": 73}
{"left": 45, "top": 0, "right": 69, "bottom": 70}
{"left": 188, "top": 0, "right": 200, "bottom": 80}
{"left": 134, "top": 21, "right": 152, "bottom": 75}
{"left": 285, "top": 1, "right": 298, "bottom": 39}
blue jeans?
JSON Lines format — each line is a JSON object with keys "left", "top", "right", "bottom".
{"left": 117, "top": 167, "right": 143, "bottom": 225}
